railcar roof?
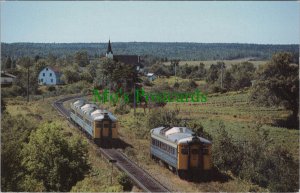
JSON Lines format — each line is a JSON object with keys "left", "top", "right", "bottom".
{"left": 151, "top": 126, "right": 211, "bottom": 145}
{"left": 71, "top": 99, "right": 117, "bottom": 121}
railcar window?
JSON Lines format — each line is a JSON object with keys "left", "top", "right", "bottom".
{"left": 202, "top": 148, "right": 209, "bottom": 155}
{"left": 181, "top": 149, "right": 188, "bottom": 155}
{"left": 95, "top": 122, "right": 102, "bottom": 127}
{"left": 191, "top": 149, "right": 198, "bottom": 154}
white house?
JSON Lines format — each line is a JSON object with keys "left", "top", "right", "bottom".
{"left": 146, "top": 73, "right": 156, "bottom": 81}
{"left": 1, "top": 71, "right": 16, "bottom": 86}
{"left": 38, "top": 66, "right": 63, "bottom": 85}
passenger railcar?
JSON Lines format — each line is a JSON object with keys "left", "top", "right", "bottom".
{"left": 150, "top": 126, "right": 212, "bottom": 178}
{"left": 70, "top": 99, "right": 118, "bottom": 145}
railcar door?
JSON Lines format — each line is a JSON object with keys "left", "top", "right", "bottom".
{"left": 190, "top": 144, "right": 202, "bottom": 169}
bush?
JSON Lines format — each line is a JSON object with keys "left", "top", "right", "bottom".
{"left": 21, "top": 123, "right": 90, "bottom": 191}
{"left": 144, "top": 79, "right": 153, "bottom": 86}
{"left": 47, "top": 86, "right": 56, "bottom": 92}
{"left": 147, "top": 108, "right": 181, "bottom": 130}
{"left": 173, "top": 82, "right": 180, "bottom": 88}
{"left": 117, "top": 173, "right": 133, "bottom": 191}
{"left": 187, "top": 120, "right": 212, "bottom": 140}
{"left": 114, "top": 99, "right": 130, "bottom": 115}
{"left": 212, "top": 122, "right": 242, "bottom": 174}
{"left": 1, "top": 113, "right": 36, "bottom": 191}
{"left": 212, "top": 122, "right": 299, "bottom": 192}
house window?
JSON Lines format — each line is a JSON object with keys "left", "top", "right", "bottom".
{"left": 46, "top": 68, "right": 48, "bottom": 71}
{"left": 43, "top": 73, "right": 45, "bottom": 77}
{"left": 41, "top": 78, "right": 43, "bottom": 82}
{"left": 50, "top": 73, "right": 52, "bottom": 77}
{"left": 51, "top": 79, "right": 53, "bottom": 83}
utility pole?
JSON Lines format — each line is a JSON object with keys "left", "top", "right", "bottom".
{"left": 27, "top": 66, "right": 30, "bottom": 102}
{"left": 109, "top": 159, "right": 117, "bottom": 185}
{"left": 173, "top": 60, "right": 178, "bottom": 83}
{"left": 220, "top": 61, "right": 224, "bottom": 89}
{"left": 220, "top": 65, "right": 223, "bottom": 89}
{"left": 133, "top": 82, "right": 136, "bottom": 116}
{"left": 175, "top": 63, "right": 177, "bottom": 82}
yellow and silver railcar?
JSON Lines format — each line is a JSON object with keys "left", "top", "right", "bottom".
{"left": 70, "top": 99, "right": 118, "bottom": 145}
{"left": 150, "top": 126, "right": 212, "bottom": 178}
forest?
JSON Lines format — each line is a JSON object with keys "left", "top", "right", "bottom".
{"left": 1, "top": 42, "right": 299, "bottom": 61}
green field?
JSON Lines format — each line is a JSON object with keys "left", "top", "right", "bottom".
{"left": 163, "top": 59, "right": 267, "bottom": 69}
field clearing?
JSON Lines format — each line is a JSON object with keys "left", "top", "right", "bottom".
{"left": 152, "top": 76, "right": 206, "bottom": 87}
{"left": 163, "top": 59, "right": 267, "bottom": 68}
{"left": 166, "top": 90, "right": 299, "bottom": 158}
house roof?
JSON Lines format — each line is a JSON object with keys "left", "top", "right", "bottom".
{"left": 147, "top": 73, "right": 154, "bottom": 77}
{"left": 43, "top": 66, "right": 61, "bottom": 74}
{"left": 1, "top": 71, "right": 16, "bottom": 78}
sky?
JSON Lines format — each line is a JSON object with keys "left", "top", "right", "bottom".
{"left": 1, "top": 1, "right": 299, "bottom": 44}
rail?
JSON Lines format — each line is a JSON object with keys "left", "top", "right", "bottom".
{"left": 52, "top": 95, "right": 170, "bottom": 192}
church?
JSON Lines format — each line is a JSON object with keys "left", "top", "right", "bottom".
{"left": 105, "top": 40, "right": 144, "bottom": 72}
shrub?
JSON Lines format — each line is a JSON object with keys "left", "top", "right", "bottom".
{"left": 173, "top": 82, "right": 180, "bottom": 88}
{"left": 21, "top": 123, "right": 90, "bottom": 191}
{"left": 114, "top": 99, "right": 130, "bottom": 115}
{"left": 144, "top": 79, "right": 153, "bottom": 86}
{"left": 147, "top": 108, "right": 181, "bottom": 130}
{"left": 212, "top": 122, "right": 299, "bottom": 192}
{"left": 212, "top": 122, "right": 242, "bottom": 174}
{"left": 187, "top": 120, "right": 212, "bottom": 140}
{"left": 117, "top": 173, "right": 133, "bottom": 191}
{"left": 47, "top": 86, "right": 56, "bottom": 92}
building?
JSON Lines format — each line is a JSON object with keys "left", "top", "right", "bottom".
{"left": 1, "top": 71, "right": 16, "bottom": 86}
{"left": 38, "top": 66, "right": 63, "bottom": 85}
{"left": 105, "top": 40, "right": 144, "bottom": 72}
{"left": 146, "top": 73, "right": 156, "bottom": 81}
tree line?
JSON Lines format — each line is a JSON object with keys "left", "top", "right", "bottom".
{"left": 2, "top": 42, "right": 298, "bottom": 61}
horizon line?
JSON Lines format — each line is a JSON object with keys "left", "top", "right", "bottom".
{"left": 2, "top": 41, "right": 299, "bottom": 46}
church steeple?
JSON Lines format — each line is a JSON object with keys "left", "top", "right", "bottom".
{"left": 106, "top": 39, "right": 113, "bottom": 59}
{"left": 107, "top": 39, "right": 113, "bottom": 54}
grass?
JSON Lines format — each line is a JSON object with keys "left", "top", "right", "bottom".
{"left": 163, "top": 59, "right": 267, "bottom": 69}
{"left": 152, "top": 76, "right": 206, "bottom": 87}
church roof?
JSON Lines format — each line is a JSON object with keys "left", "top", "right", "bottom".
{"left": 113, "top": 55, "right": 140, "bottom": 65}
{"left": 105, "top": 40, "right": 143, "bottom": 66}
{"left": 107, "top": 40, "right": 113, "bottom": 54}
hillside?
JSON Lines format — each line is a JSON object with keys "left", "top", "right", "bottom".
{"left": 1, "top": 42, "right": 298, "bottom": 61}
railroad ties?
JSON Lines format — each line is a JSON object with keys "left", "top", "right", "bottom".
{"left": 101, "top": 149, "right": 169, "bottom": 192}
{"left": 52, "top": 95, "right": 170, "bottom": 192}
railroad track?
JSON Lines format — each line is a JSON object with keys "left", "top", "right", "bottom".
{"left": 52, "top": 95, "right": 170, "bottom": 192}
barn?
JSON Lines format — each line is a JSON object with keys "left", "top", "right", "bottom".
{"left": 38, "top": 66, "right": 63, "bottom": 85}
